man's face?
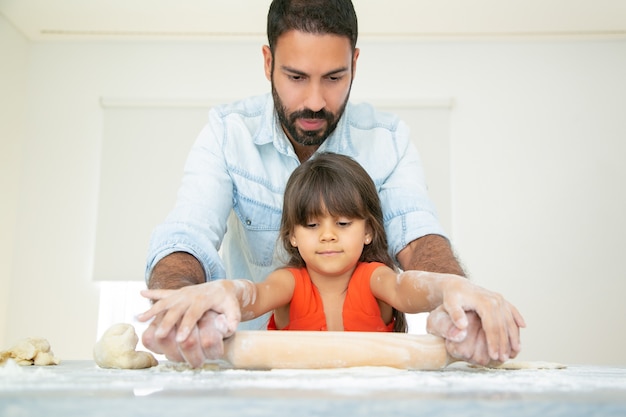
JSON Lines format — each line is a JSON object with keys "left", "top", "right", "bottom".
{"left": 263, "top": 30, "right": 359, "bottom": 148}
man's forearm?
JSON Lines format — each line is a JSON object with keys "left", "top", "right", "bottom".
{"left": 147, "top": 251, "right": 206, "bottom": 289}
{"left": 396, "top": 234, "right": 465, "bottom": 276}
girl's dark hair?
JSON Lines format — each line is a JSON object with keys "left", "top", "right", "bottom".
{"left": 280, "top": 152, "right": 407, "bottom": 332}
{"left": 267, "top": 0, "right": 358, "bottom": 53}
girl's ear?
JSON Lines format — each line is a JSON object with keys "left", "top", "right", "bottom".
{"left": 290, "top": 235, "right": 298, "bottom": 247}
{"left": 364, "top": 227, "right": 373, "bottom": 245}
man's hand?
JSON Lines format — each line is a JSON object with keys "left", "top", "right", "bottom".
{"left": 138, "top": 281, "right": 241, "bottom": 368}
{"left": 436, "top": 277, "right": 526, "bottom": 363}
{"left": 141, "top": 310, "right": 232, "bottom": 368}
{"left": 427, "top": 301, "right": 524, "bottom": 366}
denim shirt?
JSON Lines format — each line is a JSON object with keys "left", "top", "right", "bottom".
{"left": 145, "top": 93, "right": 445, "bottom": 325}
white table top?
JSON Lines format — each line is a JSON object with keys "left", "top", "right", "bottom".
{"left": 2, "top": 360, "right": 625, "bottom": 416}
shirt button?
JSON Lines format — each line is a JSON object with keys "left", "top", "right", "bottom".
{"left": 246, "top": 219, "right": 252, "bottom": 226}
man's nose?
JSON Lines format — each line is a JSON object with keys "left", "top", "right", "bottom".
{"left": 304, "top": 82, "right": 326, "bottom": 112}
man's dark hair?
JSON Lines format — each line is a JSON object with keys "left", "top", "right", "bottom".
{"left": 267, "top": 0, "right": 358, "bottom": 53}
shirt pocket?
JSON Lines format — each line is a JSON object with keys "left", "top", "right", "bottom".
{"left": 232, "top": 190, "right": 283, "bottom": 267}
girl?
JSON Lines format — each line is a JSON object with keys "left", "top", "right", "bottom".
{"left": 269, "top": 151, "right": 407, "bottom": 332}
{"left": 140, "top": 153, "right": 524, "bottom": 365}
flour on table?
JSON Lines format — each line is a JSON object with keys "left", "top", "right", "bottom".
{"left": 0, "top": 337, "right": 60, "bottom": 366}
{"left": 494, "top": 361, "right": 567, "bottom": 370}
{"left": 156, "top": 361, "right": 223, "bottom": 372}
{"left": 468, "top": 360, "right": 567, "bottom": 370}
{"left": 93, "top": 323, "right": 158, "bottom": 369}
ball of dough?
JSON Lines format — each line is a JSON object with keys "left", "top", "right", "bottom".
{"left": 93, "top": 323, "right": 157, "bottom": 369}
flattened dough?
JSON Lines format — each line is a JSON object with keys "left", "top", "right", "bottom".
{"left": 0, "top": 337, "right": 60, "bottom": 366}
{"left": 93, "top": 323, "right": 158, "bottom": 369}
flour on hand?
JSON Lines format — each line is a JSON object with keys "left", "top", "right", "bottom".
{"left": 93, "top": 323, "right": 158, "bottom": 369}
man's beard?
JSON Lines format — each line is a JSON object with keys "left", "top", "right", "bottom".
{"left": 272, "top": 83, "right": 349, "bottom": 147}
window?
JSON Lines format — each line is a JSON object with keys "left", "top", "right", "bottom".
{"left": 95, "top": 98, "right": 453, "bottom": 337}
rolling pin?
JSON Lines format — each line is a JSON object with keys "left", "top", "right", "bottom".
{"left": 222, "top": 331, "right": 451, "bottom": 370}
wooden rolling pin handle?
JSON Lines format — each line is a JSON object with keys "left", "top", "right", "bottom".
{"left": 223, "top": 331, "right": 455, "bottom": 370}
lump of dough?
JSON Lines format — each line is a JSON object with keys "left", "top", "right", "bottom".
{"left": 0, "top": 337, "right": 60, "bottom": 366}
{"left": 93, "top": 323, "right": 157, "bottom": 369}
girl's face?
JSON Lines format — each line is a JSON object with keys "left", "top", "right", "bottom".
{"left": 290, "top": 212, "right": 372, "bottom": 279}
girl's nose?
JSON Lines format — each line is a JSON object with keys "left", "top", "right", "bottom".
{"left": 319, "top": 225, "right": 337, "bottom": 242}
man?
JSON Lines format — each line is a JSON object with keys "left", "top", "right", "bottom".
{"left": 142, "top": 0, "right": 524, "bottom": 368}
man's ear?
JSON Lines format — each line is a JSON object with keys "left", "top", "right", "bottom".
{"left": 351, "top": 47, "right": 360, "bottom": 80}
{"left": 262, "top": 45, "right": 273, "bottom": 81}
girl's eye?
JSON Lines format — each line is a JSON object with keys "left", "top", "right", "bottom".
{"left": 337, "top": 221, "right": 352, "bottom": 227}
{"left": 306, "top": 222, "right": 318, "bottom": 228}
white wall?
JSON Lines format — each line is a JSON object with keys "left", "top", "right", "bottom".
{"left": 354, "top": 39, "right": 626, "bottom": 365}
{"left": 3, "top": 13, "right": 625, "bottom": 364}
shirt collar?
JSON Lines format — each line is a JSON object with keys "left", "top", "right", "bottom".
{"left": 318, "top": 103, "right": 356, "bottom": 156}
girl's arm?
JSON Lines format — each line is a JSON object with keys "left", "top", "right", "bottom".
{"left": 369, "top": 266, "right": 525, "bottom": 363}
{"left": 237, "top": 268, "right": 296, "bottom": 322}
{"left": 369, "top": 265, "right": 444, "bottom": 313}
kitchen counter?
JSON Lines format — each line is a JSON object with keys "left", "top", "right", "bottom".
{"left": 2, "top": 360, "right": 625, "bottom": 416}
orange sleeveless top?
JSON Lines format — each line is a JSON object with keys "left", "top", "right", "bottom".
{"left": 267, "top": 262, "right": 394, "bottom": 332}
